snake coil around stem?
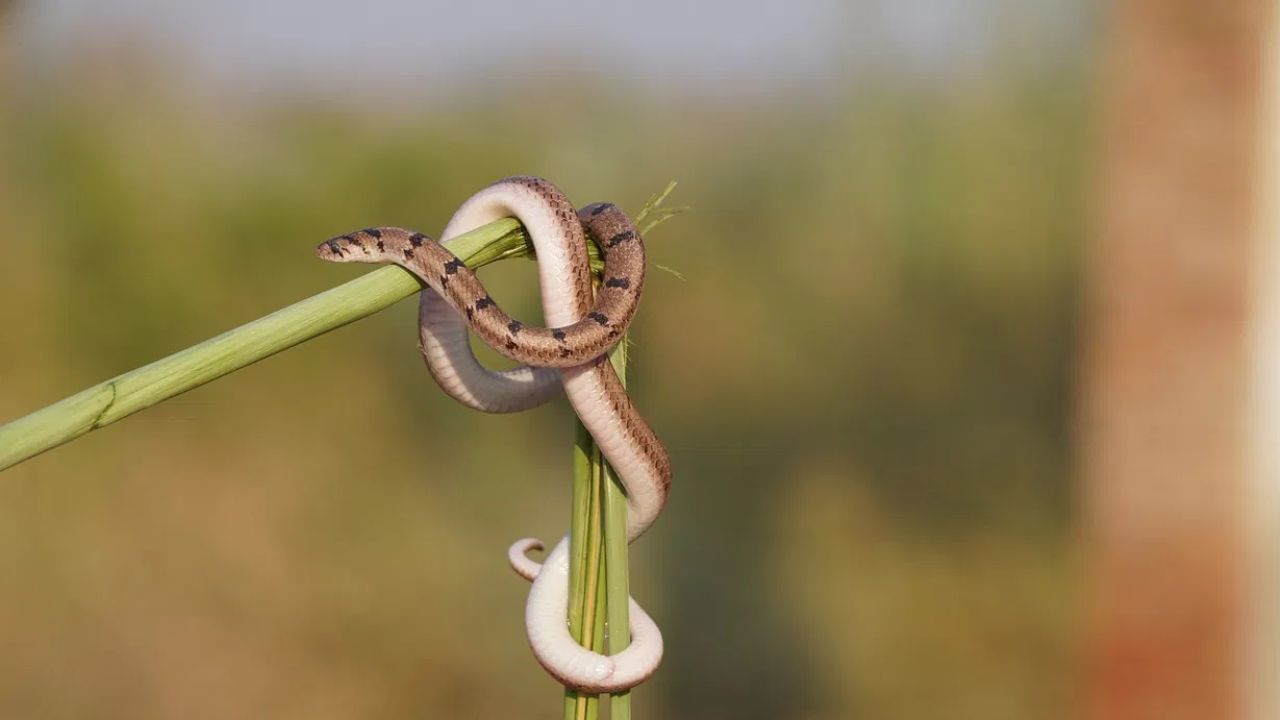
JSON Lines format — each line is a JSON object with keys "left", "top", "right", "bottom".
{"left": 316, "top": 176, "right": 672, "bottom": 693}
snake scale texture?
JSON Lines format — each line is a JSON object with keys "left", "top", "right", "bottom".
{"left": 316, "top": 176, "right": 671, "bottom": 693}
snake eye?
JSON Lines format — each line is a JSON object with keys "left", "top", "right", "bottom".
{"left": 315, "top": 238, "right": 345, "bottom": 258}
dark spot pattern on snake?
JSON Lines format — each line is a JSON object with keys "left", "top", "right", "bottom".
{"left": 316, "top": 185, "right": 651, "bottom": 381}
{"left": 606, "top": 231, "right": 635, "bottom": 248}
{"left": 326, "top": 176, "right": 678, "bottom": 577}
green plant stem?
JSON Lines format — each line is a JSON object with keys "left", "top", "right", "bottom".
{"left": 565, "top": 421, "right": 599, "bottom": 720}
{"left": 2, "top": 183, "right": 680, "bottom": 720}
{"left": 565, "top": 422, "right": 606, "bottom": 720}
{"left": 559, "top": 183, "right": 681, "bottom": 720}
{"left": 603, "top": 340, "right": 633, "bottom": 720}
{"left": 0, "top": 180, "right": 683, "bottom": 474}
{"left": 563, "top": 336, "right": 632, "bottom": 720}
{"left": 0, "top": 217, "right": 529, "bottom": 471}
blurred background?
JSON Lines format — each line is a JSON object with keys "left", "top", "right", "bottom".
{"left": 0, "top": 1, "right": 1093, "bottom": 718}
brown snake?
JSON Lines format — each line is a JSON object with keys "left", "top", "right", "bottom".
{"left": 316, "top": 176, "right": 671, "bottom": 692}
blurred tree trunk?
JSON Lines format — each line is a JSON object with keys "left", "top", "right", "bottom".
{"left": 1082, "top": 2, "right": 1275, "bottom": 720}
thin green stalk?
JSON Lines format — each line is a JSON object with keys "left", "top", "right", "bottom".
{"left": 603, "top": 340, "right": 633, "bottom": 720}
{"left": 562, "top": 183, "right": 681, "bottom": 719}
{"left": 0, "top": 181, "right": 684, "bottom": 473}
{"left": 2, "top": 182, "right": 684, "bottom": 720}
{"left": 563, "top": 337, "right": 632, "bottom": 720}
{"left": 589, "top": 507, "right": 609, "bottom": 695}
{"left": 0, "top": 217, "right": 529, "bottom": 471}
{"left": 566, "top": 421, "right": 596, "bottom": 638}
{"left": 564, "top": 422, "right": 605, "bottom": 720}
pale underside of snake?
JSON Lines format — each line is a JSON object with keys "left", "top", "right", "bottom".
{"left": 316, "top": 176, "right": 672, "bottom": 693}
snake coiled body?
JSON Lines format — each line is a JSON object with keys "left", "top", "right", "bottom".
{"left": 316, "top": 176, "right": 671, "bottom": 693}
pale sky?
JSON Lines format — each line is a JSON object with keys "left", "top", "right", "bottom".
{"left": 9, "top": 0, "right": 1087, "bottom": 97}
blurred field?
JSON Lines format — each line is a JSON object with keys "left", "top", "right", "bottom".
{"left": 0, "top": 16, "right": 1089, "bottom": 720}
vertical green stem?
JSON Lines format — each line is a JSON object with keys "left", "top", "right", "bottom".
{"left": 562, "top": 337, "right": 632, "bottom": 720}
{"left": 603, "top": 340, "right": 633, "bottom": 720}
{"left": 560, "top": 183, "right": 679, "bottom": 719}
{"left": 565, "top": 423, "right": 603, "bottom": 720}
{"left": 589, "top": 447, "right": 610, "bottom": 692}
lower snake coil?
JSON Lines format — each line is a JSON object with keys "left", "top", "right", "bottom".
{"left": 316, "top": 176, "right": 671, "bottom": 693}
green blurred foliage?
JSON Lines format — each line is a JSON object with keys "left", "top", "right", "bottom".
{"left": 0, "top": 39, "right": 1088, "bottom": 720}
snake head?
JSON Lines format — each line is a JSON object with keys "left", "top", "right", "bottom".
{"left": 316, "top": 233, "right": 360, "bottom": 261}
{"left": 316, "top": 227, "right": 394, "bottom": 262}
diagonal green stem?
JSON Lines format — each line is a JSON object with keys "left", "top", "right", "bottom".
{"left": 1, "top": 183, "right": 681, "bottom": 720}
{"left": 0, "top": 217, "right": 530, "bottom": 471}
{"left": 0, "top": 181, "right": 682, "bottom": 474}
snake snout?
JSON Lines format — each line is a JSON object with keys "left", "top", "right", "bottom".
{"left": 316, "top": 236, "right": 351, "bottom": 261}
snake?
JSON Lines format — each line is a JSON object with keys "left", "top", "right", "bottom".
{"left": 315, "top": 176, "right": 672, "bottom": 693}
